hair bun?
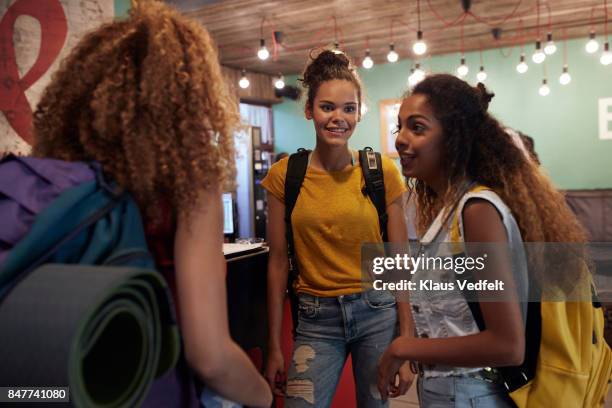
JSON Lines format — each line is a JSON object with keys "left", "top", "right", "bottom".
{"left": 475, "top": 82, "right": 495, "bottom": 112}
{"left": 302, "top": 49, "right": 352, "bottom": 86}
{"left": 314, "top": 49, "right": 350, "bottom": 68}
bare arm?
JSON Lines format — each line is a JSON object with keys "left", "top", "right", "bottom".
{"left": 389, "top": 199, "right": 525, "bottom": 367}
{"left": 174, "top": 187, "right": 272, "bottom": 407}
{"left": 385, "top": 195, "right": 416, "bottom": 397}
{"left": 386, "top": 196, "right": 413, "bottom": 337}
{"left": 264, "top": 194, "right": 290, "bottom": 393}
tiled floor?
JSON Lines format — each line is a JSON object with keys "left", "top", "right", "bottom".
{"left": 388, "top": 380, "right": 612, "bottom": 407}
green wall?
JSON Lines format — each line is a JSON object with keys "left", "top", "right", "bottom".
{"left": 114, "top": 0, "right": 130, "bottom": 19}
{"left": 272, "top": 38, "right": 612, "bottom": 189}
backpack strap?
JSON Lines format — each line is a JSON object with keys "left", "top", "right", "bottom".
{"left": 284, "top": 148, "right": 310, "bottom": 335}
{"left": 359, "top": 147, "right": 388, "bottom": 241}
{"left": 284, "top": 148, "right": 311, "bottom": 276}
{"left": 449, "top": 194, "right": 539, "bottom": 393}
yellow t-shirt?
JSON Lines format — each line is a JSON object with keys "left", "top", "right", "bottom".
{"left": 261, "top": 154, "right": 406, "bottom": 296}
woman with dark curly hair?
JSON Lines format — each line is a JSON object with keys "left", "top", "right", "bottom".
{"left": 262, "top": 49, "right": 412, "bottom": 407}
{"left": 377, "top": 74, "right": 588, "bottom": 406}
{"left": 31, "top": 2, "right": 271, "bottom": 407}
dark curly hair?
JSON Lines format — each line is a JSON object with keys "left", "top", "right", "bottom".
{"left": 32, "top": 1, "right": 238, "bottom": 220}
{"left": 408, "top": 74, "right": 584, "bottom": 242}
{"left": 299, "top": 49, "right": 363, "bottom": 117}
{"left": 406, "top": 74, "right": 588, "bottom": 290}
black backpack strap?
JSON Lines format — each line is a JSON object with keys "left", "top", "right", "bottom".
{"left": 359, "top": 147, "right": 388, "bottom": 241}
{"left": 284, "top": 148, "right": 310, "bottom": 336}
{"left": 461, "top": 267, "right": 541, "bottom": 394}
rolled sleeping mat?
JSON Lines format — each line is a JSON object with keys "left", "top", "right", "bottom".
{"left": 0, "top": 264, "right": 180, "bottom": 407}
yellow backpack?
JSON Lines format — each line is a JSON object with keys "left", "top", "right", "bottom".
{"left": 449, "top": 187, "right": 612, "bottom": 407}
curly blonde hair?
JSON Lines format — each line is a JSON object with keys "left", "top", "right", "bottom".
{"left": 32, "top": 1, "right": 238, "bottom": 220}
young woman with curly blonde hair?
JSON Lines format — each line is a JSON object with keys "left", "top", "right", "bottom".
{"left": 32, "top": 2, "right": 271, "bottom": 407}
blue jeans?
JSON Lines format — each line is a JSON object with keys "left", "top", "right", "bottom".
{"left": 285, "top": 289, "right": 397, "bottom": 408}
{"left": 200, "top": 387, "right": 241, "bottom": 408}
{"left": 417, "top": 375, "right": 515, "bottom": 407}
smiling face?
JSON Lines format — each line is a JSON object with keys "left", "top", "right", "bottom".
{"left": 305, "top": 79, "right": 359, "bottom": 148}
{"left": 394, "top": 93, "right": 446, "bottom": 186}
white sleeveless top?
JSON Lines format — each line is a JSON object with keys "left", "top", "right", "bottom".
{"left": 409, "top": 187, "right": 529, "bottom": 378}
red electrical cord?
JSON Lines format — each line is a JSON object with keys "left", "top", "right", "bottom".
{"left": 562, "top": 27, "right": 568, "bottom": 66}
{"left": 277, "top": 16, "right": 337, "bottom": 52}
{"left": 604, "top": 0, "right": 609, "bottom": 39}
{"left": 426, "top": 0, "right": 466, "bottom": 28}
{"left": 468, "top": 0, "right": 523, "bottom": 27}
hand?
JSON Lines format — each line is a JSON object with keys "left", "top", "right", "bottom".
{"left": 377, "top": 342, "right": 404, "bottom": 402}
{"left": 265, "top": 348, "right": 286, "bottom": 396}
{"left": 387, "top": 361, "right": 415, "bottom": 398}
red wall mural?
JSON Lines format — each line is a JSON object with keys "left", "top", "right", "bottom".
{"left": 0, "top": 0, "right": 67, "bottom": 145}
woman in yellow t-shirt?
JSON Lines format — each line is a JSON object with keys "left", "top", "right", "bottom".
{"left": 262, "top": 50, "right": 412, "bottom": 407}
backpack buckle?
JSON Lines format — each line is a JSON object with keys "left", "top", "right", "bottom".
{"left": 366, "top": 151, "right": 377, "bottom": 170}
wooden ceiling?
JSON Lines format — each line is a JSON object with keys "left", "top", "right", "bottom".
{"left": 174, "top": 0, "right": 611, "bottom": 75}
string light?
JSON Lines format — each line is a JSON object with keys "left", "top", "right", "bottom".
{"left": 586, "top": 31, "right": 600, "bottom": 53}
{"left": 239, "top": 69, "right": 250, "bottom": 89}
{"left": 413, "top": 31, "right": 427, "bottom": 55}
{"left": 413, "top": 64, "right": 425, "bottom": 81}
{"left": 407, "top": 67, "right": 415, "bottom": 86}
{"left": 413, "top": 0, "right": 427, "bottom": 55}
{"left": 274, "top": 73, "right": 285, "bottom": 89}
{"left": 559, "top": 30, "right": 571, "bottom": 85}
{"left": 387, "top": 43, "right": 399, "bottom": 63}
{"left": 601, "top": 42, "right": 612, "bottom": 65}
{"left": 516, "top": 53, "right": 528, "bottom": 73}
{"left": 601, "top": 0, "right": 610, "bottom": 64}
{"left": 477, "top": 66, "right": 487, "bottom": 82}
{"left": 408, "top": 63, "right": 425, "bottom": 87}
{"left": 544, "top": 32, "right": 557, "bottom": 55}
{"left": 559, "top": 65, "right": 571, "bottom": 85}
{"left": 361, "top": 103, "right": 368, "bottom": 116}
{"left": 332, "top": 41, "right": 342, "bottom": 54}
{"left": 539, "top": 78, "right": 550, "bottom": 96}
{"left": 362, "top": 49, "right": 374, "bottom": 69}
{"left": 257, "top": 39, "right": 269, "bottom": 60}
{"left": 456, "top": 56, "right": 469, "bottom": 77}
{"left": 532, "top": 40, "right": 546, "bottom": 63}
{"left": 476, "top": 49, "right": 486, "bottom": 82}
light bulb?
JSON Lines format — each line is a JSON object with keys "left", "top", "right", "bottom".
{"left": 257, "top": 39, "right": 269, "bottom": 60}
{"left": 239, "top": 70, "right": 250, "bottom": 89}
{"left": 532, "top": 41, "right": 546, "bottom": 64}
{"left": 586, "top": 32, "right": 599, "bottom": 54}
{"left": 332, "top": 41, "right": 342, "bottom": 54}
{"left": 544, "top": 32, "right": 557, "bottom": 55}
{"left": 413, "top": 64, "right": 425, "bottom": 81}
{"left": 274, "top": 75, "right": 285, "bottom": 89}
{"left": 413, "top": 31, "right": 427, "bottom": 55}
{"left": 477, "top": 66, "right": 487, "bottom": 82}
{"left": 516, "top": 53, "right": 528, "bottom": 73}
{"left": 456, "top": 57, "right": 468, "bottom": 77}
{"left": 559, "top": 66, "right": 571, "bottom": 85}
{"left": 360, "top": 103, "right": 368, "bottom": 116}
{"left": 407, "top": 68, "right": 416, "bottom": 86}
{"left": 600, "top": 42, "right": 612, "bottom": 66}
{"left": 539, "top": 79, "right": 550, "bottom": 96}
{"left": 362, "top": 50, "right": 374, "bottom": 69}
{"left": 387, "top": 43, "right": 398, "bottom": 63}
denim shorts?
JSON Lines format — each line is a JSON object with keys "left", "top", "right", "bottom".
{"left": 417, "top": 375, "right": 515, "bottom": 407}
{"left": 285, "top": 289, "right": 398, "bottom": 408}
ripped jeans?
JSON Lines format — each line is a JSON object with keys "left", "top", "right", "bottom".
{"left": 286, "top": 290, "right": 397, "bottom": 408}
